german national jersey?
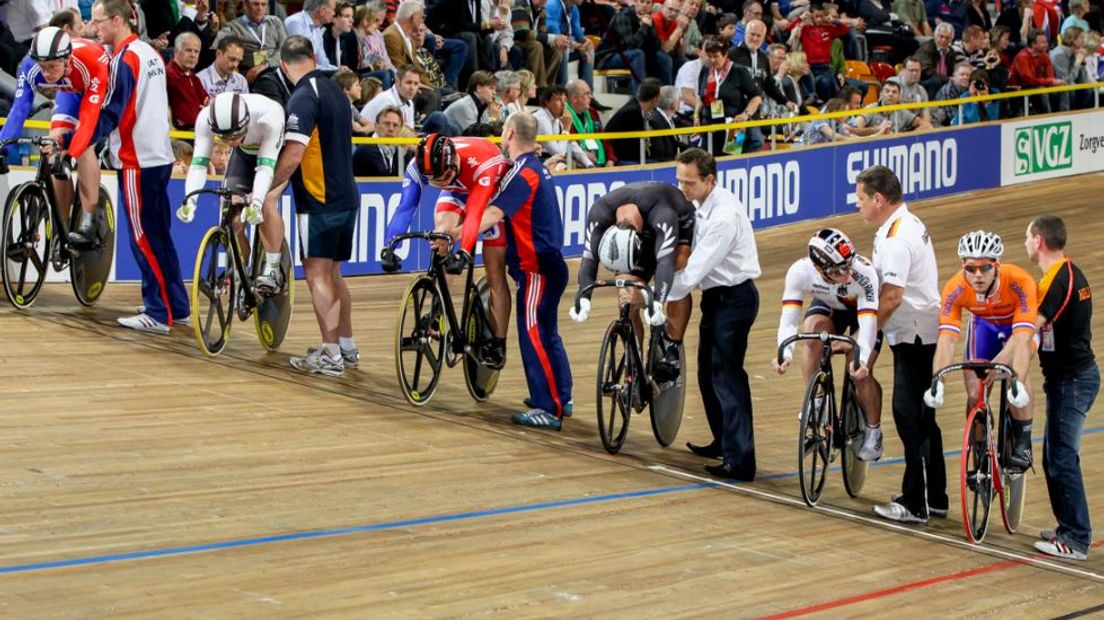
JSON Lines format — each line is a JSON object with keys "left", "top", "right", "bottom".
{"left": 96, "top": 34, "right": 174, "bottom": 168}
{"left": 186, "top": 94, "right": 286, "bottom": 203}
{"left": 0, "top": 40, "right": 110, "bottom": 159}
{"left": 390, "top": 137, "right": 509, "bottom": 253}
{"left": 490, "top": 152, "right": 564, "bottom": 272}
{"left": 778, "top": 255, "right": 880, "bottom": 364}
{"left": 939, "top": 263, "right": 1038, "bottom": 338}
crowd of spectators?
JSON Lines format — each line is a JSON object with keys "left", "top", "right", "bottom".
{"left": 1, "top": 0, "right": 1101, "bottom": 170}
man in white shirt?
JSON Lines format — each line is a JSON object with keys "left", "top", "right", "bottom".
{"left": 856, "top": 164, "right": 947, "bottom": 524}
{"left": 284, "top": 0, "right": 337, "bottom": 71}
{"left": 670, "top": 148, "right": 762, "bottom": 481}
{"left": 198, "top": 36, "right": 250, "bottom": 96}
{"left": 532, "top": 84, "right": 594, "bottom": 169}
{"left": 362, "top": 66, "right": 420, "bottom": 129}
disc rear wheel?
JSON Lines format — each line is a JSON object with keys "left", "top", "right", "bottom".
{"left": 462, "top": 276, "right": 500, "bottom": 402}
{"left": 69, "top": 185, "right": 115, "bottom": 306}
{"left": 840, "top": 378, "right": 869, "bottom": 498}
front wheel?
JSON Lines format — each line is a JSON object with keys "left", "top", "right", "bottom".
{"left": 596, "top": 320, "right": 632, "bottom": 454}
{"left": 961, "top": 406, "right": 995, "bottom": 544}
{"left": 395, "top": 275, "right": 445, "bottom": 406}
{"left": 840, "top": 377, "right": 869, "bottom": 498}
{"left": 462, "top": 276, "right": 500, "bottom": 402}
{"left": 798, "top": 372, "right": 831, "bottom": 507}
{"left": 1, "top": 182, "right": 49, "bottom": 308}
{"left": 191, "top": 227, "right": 236, "bottom": 356}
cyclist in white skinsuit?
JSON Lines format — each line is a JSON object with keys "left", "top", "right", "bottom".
{"left": 180, "top": 92, "right": 289, "bottom": 293}
{"left": 774, "top": 228, "right": 885, "bottom": 461}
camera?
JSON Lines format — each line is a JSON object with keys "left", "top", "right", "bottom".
{"left": 973, "top": 79, "right": 988, "bottom": 90}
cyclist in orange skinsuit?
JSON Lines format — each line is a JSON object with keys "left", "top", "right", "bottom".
{"left": 926, "top": 230, "right": 1037, "bottom": 472}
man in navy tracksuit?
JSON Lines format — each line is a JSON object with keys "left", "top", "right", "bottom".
{"left": 469, "top": 111, "right": 572, "bottom": 430}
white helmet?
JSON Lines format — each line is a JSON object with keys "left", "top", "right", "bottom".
{"left": 208, "top": 93, "right": 250, "bottom": 137}
{"left": 597, "top": 225, "right": 640, "bottom": 274}
{"left": 808, "top": 228, "right": 856, "bottom": 272}
{"left": 30, "top": 27, "right": 72, "bottom": 62}
{"left": 957, "top": 230, "right": 1004, "bottom": 260}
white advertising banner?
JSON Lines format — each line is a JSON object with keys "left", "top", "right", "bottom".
{"left": 1000, "top": 110, "right": 1104, "bottom": 185}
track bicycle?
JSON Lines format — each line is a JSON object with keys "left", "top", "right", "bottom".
{"left": 0, "top": 136, "right": 114, "bottom": 308}
{"left": 776, "top": 332, "right": 869, "bottom": 507}
{"left": 575, "top": 279, "right": 687, "bottom": 455}
{"left": 930, "top": 362, "right": 1027, "bottom": 544}
{"left": 382, "top": 231, "right": 500, "bottom": 406}
{"left": 182, "top": 187, "right": 294, "bottom": 356}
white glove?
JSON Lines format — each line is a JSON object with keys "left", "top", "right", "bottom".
{"left": 176, "top": 200, "right": 196, "bottom": 223}
{"left": 242, "top": 198, "right": 264, "bottom": 226}
{"left": 924, "top": 380, "right": 945, "bottom": 409}
{"left": 643, "top": 301, "right": 666, "bottom": 326}
{"left": 569, "top": 297, "right": 591, "bottom": 323}
{"left": 1008, "top": 380, "right": 1030, "bottom": 409}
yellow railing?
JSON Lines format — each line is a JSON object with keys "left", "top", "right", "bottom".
{"left": 3, "top": 81, "right": 1099, "bottom": 148}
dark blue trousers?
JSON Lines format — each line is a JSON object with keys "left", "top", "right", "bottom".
{"left": 119, "top": 164, "right": 189, "bottom": 324}
{"left": 698, "top": 281, "right": 759, "bottom": 473}
{"left": 1043, "top": 362, "right": 1100, "bottom": 553}
{"left": 509, "top": 254, "right": 572, "bottom": 418}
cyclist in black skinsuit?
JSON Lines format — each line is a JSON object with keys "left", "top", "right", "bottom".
{"left": 571, "top": 182, "right": 696, "bottom": 382}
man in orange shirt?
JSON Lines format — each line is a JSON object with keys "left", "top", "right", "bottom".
{"left": 925, "top": 230, "right": 1037, "bottom": 471}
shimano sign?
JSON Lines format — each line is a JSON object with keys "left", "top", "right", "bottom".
{"left": 844, "top": 139, "right": 958, "bottom": 203}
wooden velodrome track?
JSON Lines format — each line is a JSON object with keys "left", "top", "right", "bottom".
{"left": 2, "top": 173, "right": 1104, "bottom": 618}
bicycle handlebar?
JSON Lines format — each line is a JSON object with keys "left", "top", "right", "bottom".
{"left": 776, "top": 332, "right": 860, "bottom": 371}
{"left": 930, "top": 362, "right": 1018, "bottom": 397}
{"left": 182, "top": 187, "right": 251, "bottom": 205}
{"left": 380, "top": 231, "right": 457, "bottom": 273}
{"left": 574, "top": 279, "right": 655, "bottom": 313}
{"left": 0, "top": 136, "right": 59, "bottom": 151}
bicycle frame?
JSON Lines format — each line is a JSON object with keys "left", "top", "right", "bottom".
{"left": 575, "top": 279, "right": 657, "bottom": 401}
{"left": 0, "top": 136, "right": 73, "bottom": 249}
{"left": 183, "top": 187, "right": 260, "bottom": 314}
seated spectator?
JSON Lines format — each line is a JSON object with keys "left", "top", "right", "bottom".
{"left": 676, "top": 53, "right": 703, "bottom": 119}
{"left": 444, "top": 70, "right": 504, "bottom": 132}
{"left": 362, "top": 64, "right": 421, "bottom": 130}
{"left": 953, "top": 24, "right": 989, "bottom": 68}
{"left": 840, "top": 84, "right": 865, "bottom": 109}
{"left": 995, "top": 0, "right": 1033, "bottom": 51}
{"left": 353, "top": 106, "right": 410, "bottom": 176}
{"left": 1062, "top": 0, "right": 1091, "bottom": 36}
{"left": 897, "top": 56, "right": 932, "bottom": 124}
{"left": 782, "top": 50, "right": 820, "bottom": 108}
{"left": 1050, "top": 26, "right": 1093, "bottom": 110}
{"left": 851, "top": 76, "right": 932, "bottom": 133}
{"left": 199, "top": 35, "right": 249, "bottom": 97}
{"left": 1010, "top": 28, "right": 1062, "bottom": 114}
{"left": 697, "top": 38, "right": 763, "bottom": 154}
{"left": 916, "top": 22, "right": 961, "bottom": 96}
{"left": 333, "top": 68, "right": 375, "bottom": 134}
{"left": 682, "top": 0, "right": 705, "bottom": 56}
{"left": 989, "top": 24, "right": 1013, "bottom": 91}
{"left": 652, "top": 0, "right": 691, "bottom": 73}
{"left": 648, "top": 85, "right": 691, "bottom": 162}
{"left": 895, "top": 0, "right": 933, "bottom": 37}
{"left": 925, "top": 0, "right": 968, "bottom": 39}
{"left": 354, "top": 4, "right": 396, "bottom": 88}
{"left": 166, "top": 32, "right": 208, "bottom": 130}
{"left": 565, "top": 78, "right": 615, "bottom": 166}
{"left": 732, "top": 0, "right": 766, "bottom": 48}
{"left": 965, "top": 0, "right": 991, "bottom": 31}
{"left": 932, "top": 62, "right": 972, "bottom": 125}
{"left": 595, "top": 0, "right": 662, "bottom": 94}
{"left": 324, "top": 2, "right": 360, "bottom": 72}
{"left": 716, "top": 12, "right": 739, "bottom": 41}
{"left": 210, "top": 141, "right": 231, "bottom": 175}
{"left": 484, "top": 0, "right": 522, "bottom": 70}
{"left": 803, "top": 97, "right": 887, "bottom": 143}
{"left": 605, "top": 77, "right": 664, "bottom": 163}
{"left": 384, "top": 7, "right": 445, "bottom": 114}
{"left": 951, "top": 69, "right": 1001, "bottom": 123}
{"left": 548, "top": 0, "right": 594, "bottom": 88}
{"left": 286, "top": 0, "right": 338, "bottom": 71}
{"left": 513, "top": 0, "right": 563, "bottom": 89}
{"left": 533, "top": 85, "right": 595, "bottom": 167}
{"left": 496, "top": 70, "right": 526, "bottom": 118}
{"left": 518, "top": 68, "right": 539, "bottom": 106}
{"left": 217, "top": 0, "right": 288, "bottom": 83}
{"left": 360, "top": 76, "right": 385, "bottom": 105}
{"left": 171, "top": 139, "right": 193, "bottom": 176}
{"left": 788, "top": 4, "right": 853, "bottom": 102}
{"left": 858, "top": 0, "right": 919, "bottom": 64}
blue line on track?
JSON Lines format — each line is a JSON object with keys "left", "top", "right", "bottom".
{"left": 2, "top": 425, "right": 1101, "bottom": 576}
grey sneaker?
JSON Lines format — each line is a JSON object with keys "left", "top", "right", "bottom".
{"left": 307, "top": 345, "right": 359, "bottom": 368}
{"left": 856, "top": 426, "right": 883, "bottom": 461}
{"left": 117, "top": 313, "right": 170, "bottom": 335}
{"left": 290, "top": 348, "right": 345, "bottom": 377}
{"left": 873, "top": 501, "right": 928, "bottom": 524}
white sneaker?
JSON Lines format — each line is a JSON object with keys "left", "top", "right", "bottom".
{"left": 856, "top": 426, "right": 883, "bottom": 461}
{"left": 307, "top": 345, "right": 359, "bottom": 368}
{"left": 290, "top": 348, "right": 345, "bottom": 377}
{"left": 873, "top": 501, "right": 927, "bottom": 524}
{"left": 117, "top": 313, "right": 170, "bottom": 335}
{"left": 137, "top": 306, "right": 190, "bottom": 326}
{"left": 254, "top": 265, "right": 285, "bottom": 295}
{"left": 1034, "top": 539, "right": 1088, "bottom": 561}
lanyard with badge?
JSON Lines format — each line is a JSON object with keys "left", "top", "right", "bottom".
{"left": 247, "top": 22, "right": 268, "bottom": 66}
{"left": 710, "top": 63, "right": 730, "bottom": 118}
{"left": 1039, "top": 260, "right": 1075, "bottom": 352}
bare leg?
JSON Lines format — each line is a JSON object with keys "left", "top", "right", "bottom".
{"left": 852, "top": 346, "right": 883, "bottom": 426}
{"left": 303, "top": 257, "right": 341, "bottom": 344}
{"left": 332, "top": 261, "right": 353, "bottom": 339}
{"left": 258, "top": 180, "right": 288, "bottom": 254}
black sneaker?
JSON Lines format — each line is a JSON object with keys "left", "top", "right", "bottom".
{"left": 1007, "top": 440, "right": 1033, "bottom": 473}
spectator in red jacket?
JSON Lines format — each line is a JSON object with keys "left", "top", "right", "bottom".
{"left": 1010, "top": 28, "right": 1062, "bottom": 114}
{"left": 788, "top": 5, "right": 852, "bottom": 102}
{"left": 166, "top": 32, "right": 209, "bottom": 129}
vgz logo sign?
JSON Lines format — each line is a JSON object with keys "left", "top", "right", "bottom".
{"left": 1014, "top": 122, "right": 1073, "bottom": 175}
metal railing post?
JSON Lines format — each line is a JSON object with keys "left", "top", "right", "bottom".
{"left": 639, "top": 137, "right": 645, "bottom": 164}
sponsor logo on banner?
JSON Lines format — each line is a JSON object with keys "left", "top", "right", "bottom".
{"left": 845, "top": 138, "right": 958, "bottom": 204}
{"left": 1014, "top": 122, "right": 1073, "bottom": 175}
{"left": 555, "top": 180, "right": 627, "bottom": 248}
{"left": 717, "top": 161, "right": 801, "bottom": 223}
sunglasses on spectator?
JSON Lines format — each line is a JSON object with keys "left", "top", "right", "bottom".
{"left": 963, "top": 262, "right": 996, "bottom": 274}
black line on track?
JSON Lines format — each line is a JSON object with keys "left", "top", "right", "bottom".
{"left": 1053, "top": 602, "right": 1104, "bottom": 619}
{"left": 12, "top": 305, "right": 1104, "bottom": 587}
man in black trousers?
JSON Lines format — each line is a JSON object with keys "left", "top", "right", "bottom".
{"left": 670, "top": 148, "right": 762, "bottom": 481}
{"left": 856, "top": 165, "right": 946, "bottom": 524}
